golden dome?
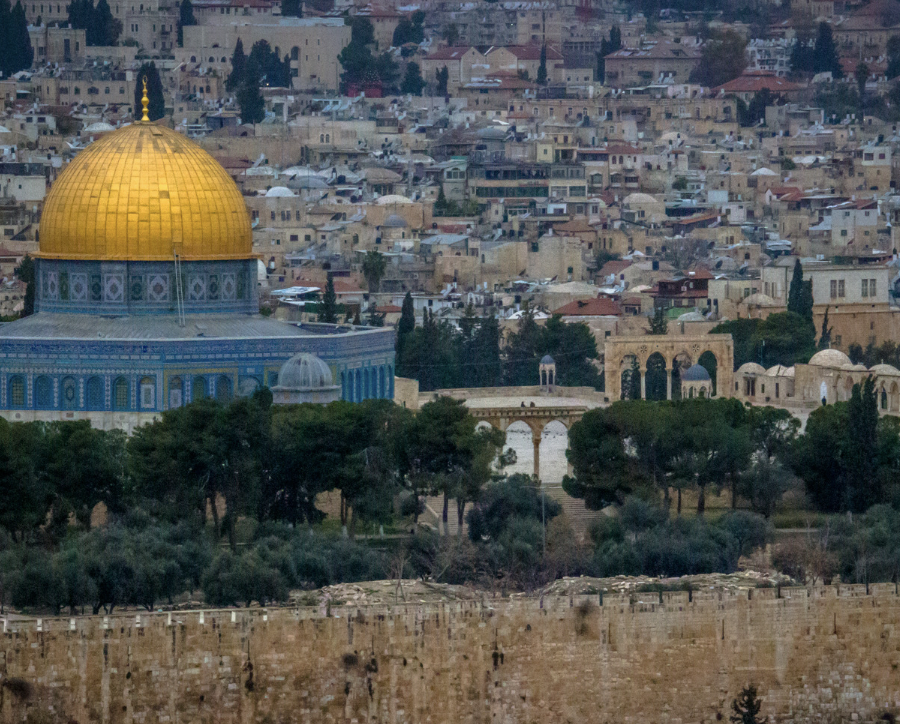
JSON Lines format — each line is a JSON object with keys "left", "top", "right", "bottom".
{"left": 38, "top": 122, "right": 252, "bottom": 261}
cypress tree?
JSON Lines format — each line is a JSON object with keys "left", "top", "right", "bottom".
{"left": 177, "top": 0, "right": 196, "bottom": 47}
{"left": 436, "top": 65, "right": 449, "bottom": 95}
{"left": 813, "top": 22, "right": 842, "bottom": 78}
{"left": 319, "top": 274, "right": 338, "bottom": 323}
{"left": 14, "top": 254, "right": 34, "bottom": 317}
{"left": 237, "top": 80, "right": 264, "bottom": 123}
{"left": 474, "top": 313, "right": 501, "bottom": 387}
{"left": 134, "top": 62, "right": 165, "bottom": 121}
{"left": 226, "top": 38, "right": 247, "bottom": 92}
{"left": 396, "top": 291, "right": 415, "bottom": 373}
{"left": 9, "top": 2, "right": 33, "bottom": 75}
{"left": 787, "top": 258, "right": 805, "bottom": 316}
{"left": 0, "top": 0, "right": 34, "bottom": 78}
{"left": 846, "top": 378, "right": 879, "bottom": 511}
{"left": 281, "top": 0, "right": 302, "bottom": 17}
{"left": 0, "top": 0, "right": 11, "bottom": 79}
{"left": 94, "top": 0, "right": 119, "bottom": 45}
{"left": 66, "top": 0, "right": 93, "bottom": 34}
{"left": 537, "top": 44, "right": 547, "bottom": 85}
{"left": 817, "top": 307, "right": 832, "bottom": 350}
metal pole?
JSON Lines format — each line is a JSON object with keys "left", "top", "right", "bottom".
{"left": 541, "top": 485, "right": 546, "bottom": 555}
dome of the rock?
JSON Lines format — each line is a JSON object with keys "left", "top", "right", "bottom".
{"left": 38, "top": 122, "right": 252, "bottom": 261}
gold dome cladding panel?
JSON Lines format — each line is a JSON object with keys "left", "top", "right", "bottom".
{"left": 38, "top": 123, "right": 252, "bottom": 261}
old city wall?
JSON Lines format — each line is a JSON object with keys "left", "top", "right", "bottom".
{"left": 2, "top": 585, "right": 900, "bottom": 724}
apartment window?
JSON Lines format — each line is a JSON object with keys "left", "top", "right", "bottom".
{"left": 870, "top": 279, "right": 876, "bottom": 297}
{"left": 831, "top": 279, "right": 837, "bottom": 299}
{"left": 839, "top": 280, "right": 845, "bottom": 297}
{"left": 862, "top": 279, "right": 869, "bottom": 297}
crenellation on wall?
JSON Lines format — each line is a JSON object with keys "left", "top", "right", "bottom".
{"left": 2, "top": 587, "right": 900, "bottom": 723}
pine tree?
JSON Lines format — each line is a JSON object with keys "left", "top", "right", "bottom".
{"left": 537, "top": 44, "right": 547, "bottom": 85}
{"left": 134, "top": 62, "right": 165, "bottom": 121}
{"left": 730, "top": 685, "right": 764, "bottom": 724}
{"left": 226, "top": 38, "right": 247, "bottom": 93}
{"left": 177, "top": 0, "right": 196, "bottom": 47}
{"left": 319, "top": 274, "right": 338, "bottom": 323}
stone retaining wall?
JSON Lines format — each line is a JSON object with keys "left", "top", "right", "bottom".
{"left": 2, "top": 584, "right": 899, "bottom": 723}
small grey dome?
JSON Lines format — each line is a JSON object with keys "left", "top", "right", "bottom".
{"left": 277, "top": 353, "right": 334, "bottom": 389}
{"left": 383, "top": 214, "right": 408, "bottom": 228}
{"left": 540, "top": 355, "right": 555, "bottom": 364}
{"left": 681, "top": 364, "right": 711, "bottom": 382}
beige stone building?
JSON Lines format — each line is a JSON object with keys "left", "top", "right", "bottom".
{"left": 181, "top": 18, "right": 350, "bottom": 92}
{"left": 603, "top": 41, "right": 701, "bottom": 89}
{"left": 28, "top": 26, "right": 86, "bottom": 64}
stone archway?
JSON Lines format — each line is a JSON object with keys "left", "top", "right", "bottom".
{"left": 603, "top": 335, "right": 734, "bottom": 402}
{"left": 466, "top": 403, "right": 587, "bottom": 480}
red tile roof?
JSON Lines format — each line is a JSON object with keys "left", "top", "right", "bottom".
{"left": 599, "top": 260, "right": 633, "bottom": 276}
{"left": 712, "top": 71, "right": 803, "bottom": 94}
{"left": 554, "top": 296, "right": 622, "bottom": 316}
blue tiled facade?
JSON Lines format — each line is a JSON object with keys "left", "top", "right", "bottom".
{"left": 36, "top": 259, "right": 259, "bottom": 316}
{"left": 0, "top": 328, "right": 395, "bottom": 414}
{"left": 0, "top": 257, "right": 396, "bottom": 416}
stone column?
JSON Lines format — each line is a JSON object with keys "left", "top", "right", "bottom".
{"left": 666, "top": 366, "right": 672, "bottom": 400}
{"left": 639, "top": 366, "right": 646, "bottom": 400}
{"left": 532, "top": 431, "right": 541, "bottom": 480}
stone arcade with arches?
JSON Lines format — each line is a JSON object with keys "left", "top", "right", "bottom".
{"left": 603, "top": 335, "right": 735, "bottom": 402}
{"left": 0, "top": 103, "right": 393, "bottom": 432}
